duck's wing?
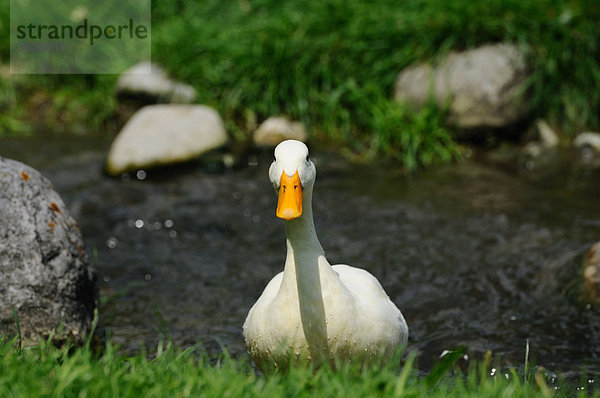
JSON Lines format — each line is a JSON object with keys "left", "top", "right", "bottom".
{"left": 331, "top": 264, "right": 408, "bottom": 344}
{"left": 331, "top": 264, "right": 391, "bottom": 301}
{"left": 243, "top": 271, "right": 283, "bottom": 335}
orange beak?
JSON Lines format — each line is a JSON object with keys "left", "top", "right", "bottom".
{"left": 276, "top": 170, "right": 303, "bottom": 220}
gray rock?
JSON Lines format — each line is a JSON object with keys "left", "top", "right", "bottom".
{"left": 0, "top": 157, "right": 96, "bottom": 345}
{"left": 574, "top": 132, "right": 600, "bottom": 152}
{"left": 394, "top": 43, "right": 529, "bottom": 130}
{"left": 536, "top": 119, "right": 559, "bottom": 148}
{"left": 117, "top": 62, "right": 197, "bottom": 104}
{"left": 521, "top": 119, "right": 560, "bottom": 168}
{"left": 106, "top": 104, "right": 229, "bottom": 175}
{"left": 253, "top": 117, "right": 307, "bottom": 147}
{"left": 574, "top": 132, "right": 600, "bottom": 168}
{"left": 170, "top": 83, "right": 197, "bottom": 104}
{"left": 522, "top": 141, "right": 544, "bottom": 159}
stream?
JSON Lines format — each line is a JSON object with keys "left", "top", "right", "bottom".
{"left": 2, "top": 133, "right": 600, "bottom": 382}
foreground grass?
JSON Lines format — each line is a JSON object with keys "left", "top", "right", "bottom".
{"left": 1, "top": 0, "right": 599, "bottom": 168}
{"left": 0, "top": 336, "right": 591, "bottom": 398}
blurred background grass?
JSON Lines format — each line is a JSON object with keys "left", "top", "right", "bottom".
{"left": 0, "top": 0, "right": 599, "bottom": 169}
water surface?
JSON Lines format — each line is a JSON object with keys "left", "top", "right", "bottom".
{"left": 2, "top": 134, "right": 599, "bottom": 380}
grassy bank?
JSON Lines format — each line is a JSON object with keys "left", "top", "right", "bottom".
{"left": 1, "top": 0, "right": 599, "bottom": 169}
{"left": 0, "top": 336, "right": 584, "bottom": 398}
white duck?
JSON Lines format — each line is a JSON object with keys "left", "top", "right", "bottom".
{"left": 243, "top": 140, "right": 408, "bottom": 370}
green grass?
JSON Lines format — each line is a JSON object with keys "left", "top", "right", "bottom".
{"left": 0, "top": 335, "right": 587, "bottom": 398}
{"left": 369, "top": 100, "right": 457, "bottom": 170}
{"left": 1, "top": 0, "right": 599, "bottom": 169}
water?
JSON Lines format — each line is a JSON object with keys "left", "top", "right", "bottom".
{"left": 2, "top": 133, "right": 600, "bottom": 380}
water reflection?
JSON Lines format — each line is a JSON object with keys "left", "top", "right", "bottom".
{"left": 106, "top": 237, "right": 118, "bottom": 249}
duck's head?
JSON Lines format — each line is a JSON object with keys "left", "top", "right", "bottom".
{"left": 269, "top": 140, "right": 316, "bottom": 221}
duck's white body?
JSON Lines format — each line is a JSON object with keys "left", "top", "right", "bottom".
{"left": 243, "top": 140, "right": 408, "bottom": 369}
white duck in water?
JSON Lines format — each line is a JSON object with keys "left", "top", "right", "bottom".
{"left": 243, "top": 140, "right": 408, "bottom": 370}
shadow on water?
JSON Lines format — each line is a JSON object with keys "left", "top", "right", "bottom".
{"left": 2, "top": 134, "right": 600, "bottom": 380}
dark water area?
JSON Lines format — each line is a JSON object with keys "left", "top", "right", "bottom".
{"left": 2, "top": 133, "right": 600, "bottom": 383}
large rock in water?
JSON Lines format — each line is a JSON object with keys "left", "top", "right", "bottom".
{"left": 394, "top": 43, "right": 529, "bottom": 130}
{"left": 116, "top": 62, "right": 197, "bottom": 104}
{"left": 0, "top": 157, "right": 96, "bottom": 345}
{"left": 253, "top": 116, "right": 308, "bottom": 148}
{"left": 574, "top": 132, "right": 600, "bottom": 169}
{"left": 106, "top": 104, "right": 229, "bottom": 175}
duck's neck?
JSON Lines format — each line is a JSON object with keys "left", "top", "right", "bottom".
{"left": 284, "top": 201, "right": 324, "bottom": 260}
{"left": 281, "top": 187, "right": 326, "bottom": 282}
{"left": 280, "top": 188, "right": 331, "bottom": 357}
